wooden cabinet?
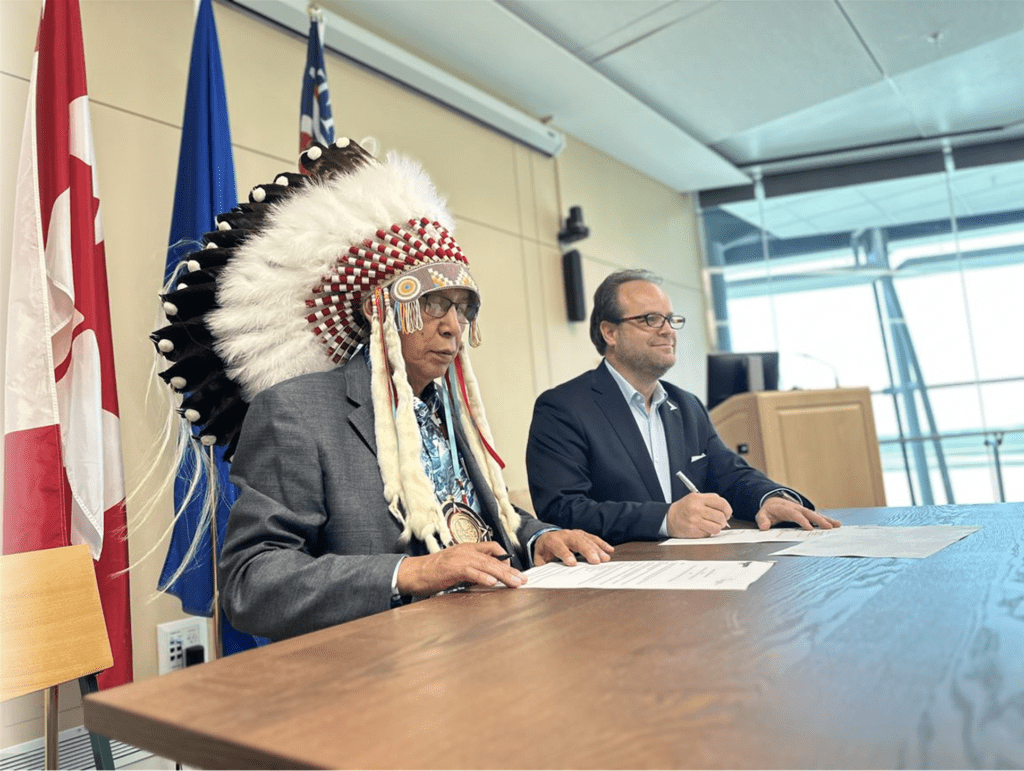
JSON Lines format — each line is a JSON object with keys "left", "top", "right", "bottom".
{"left": 709, "top": 387, "right": 886, "bottom": 509}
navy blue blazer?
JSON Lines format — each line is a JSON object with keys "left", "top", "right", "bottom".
{"left": 526, "top": 362, "right": 811, "bottom": 545}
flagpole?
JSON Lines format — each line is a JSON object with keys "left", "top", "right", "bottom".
{"left": 159, "top": 0, "right": 257, "bottom": 659}
{"left": 300, "top": 0, "right": 334, "bottom": 153}
{"left": 207, "top": 445, "right": 223, "bottom": 660}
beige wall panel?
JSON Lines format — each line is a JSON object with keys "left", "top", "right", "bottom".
{"left": 660, "top": 280, "right": 707, "bottom": 397}
{"left": 512, "top": 144, "right": 537, "bottom": 242}
{"left": 216, "top": 2, "right": 305, "bottom": 159}
{"left": 540, "top": 245, "right": 602, "bottom": 391}
{"left": 369, "top": 100, "right": 521, "bottom": 237}
{"left": 0, "top": 0, "right": 42, "bottom": 79}
{"left": 675, "top": 192, "right": 704, "bottom": 289}
{"left": 530, "top": 152, "right": 561, "bottom": 248}
{"left": 233, "top": 143, "right": 302, "bottom": 199}
{"left": 81, "top": 0, "right": 195, "bottom": 129}
{"left": 517, "top": 238, "right": 551, "bottom": 396}
{"left": 513, "top": 143, "right": 560, "bottom": 247}
{"left": 557, "top": 138, "right": 702, "bottom": 288}
{"left": 452, "top": 219, "right": 533, "bottom": 491}
{"left": 218, "top": 25, "right": 526, "bottom": 234}
{"left": 0, "top": 683, "right": 85, "bottom": 753}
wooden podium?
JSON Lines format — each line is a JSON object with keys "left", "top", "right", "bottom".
{"left": 709, "top": 387, "right": 886, "bottom": 509}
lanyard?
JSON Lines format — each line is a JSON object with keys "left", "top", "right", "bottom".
{"left": 438, "top": 370, "right": 466, "bottom": 499}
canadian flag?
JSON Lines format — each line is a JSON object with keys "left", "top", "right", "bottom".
{"left": 3, "top": 0, "right": 133, "bottom": 689}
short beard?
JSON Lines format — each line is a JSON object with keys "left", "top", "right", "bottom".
{"left": 614, "top": 347, "right": 673, "bottom": 382}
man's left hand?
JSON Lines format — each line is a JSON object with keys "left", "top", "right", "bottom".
{"left": 534, "top": 529, "right": 614, "bottom": 566}
{"left": 755, "top": 495, "right": 842, "bottom": 531}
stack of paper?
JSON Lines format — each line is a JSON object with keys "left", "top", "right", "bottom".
{"left": 522, "top": 559, "right": 773, "bottom": 591}
{"left": 663, "top": 525, "right": 980, "bottom": 559}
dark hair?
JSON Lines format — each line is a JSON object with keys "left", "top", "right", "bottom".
{"left": 589, "top": 269, "right": 662, "bottom": 354}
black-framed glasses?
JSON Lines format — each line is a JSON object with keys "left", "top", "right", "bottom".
{"left": 421, "top": 293, "right": 480, "bottom": 323}
{"left": 613, "top": 313, "right": 686, "bottom": 330}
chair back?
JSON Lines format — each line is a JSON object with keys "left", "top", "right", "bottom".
{"left": 1, "top": 544, "right": 113, "bottom": 701}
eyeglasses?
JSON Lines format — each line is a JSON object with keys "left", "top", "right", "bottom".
{"left": 421, "top": 293, "right": 480, "bottom": 323}
{"left": 613, "top": 313, "right": 686, "bottom": 330}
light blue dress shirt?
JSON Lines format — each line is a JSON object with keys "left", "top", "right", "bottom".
{"left": 604, "top": 360, "right": 675, "bottom": 536}
{"left": 604, "top": 360, "right": 804, "bottom": 538}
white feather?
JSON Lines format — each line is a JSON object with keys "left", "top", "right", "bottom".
{"left": 208, "top": 153, "right": 455, "bottom": 401}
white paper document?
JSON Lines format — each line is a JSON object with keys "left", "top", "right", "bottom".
{"left": 662, "top": 528, "right": 833, "bottom": 546}
{"left": 770, "top": 525, "right": 981, "bottom": 559}
{"left": 522, "top": 560, "right": 774, "bottom": 591}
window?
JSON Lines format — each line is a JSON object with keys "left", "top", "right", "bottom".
{"left": 699, "top": 152, "right": 1024, "bottom": 505}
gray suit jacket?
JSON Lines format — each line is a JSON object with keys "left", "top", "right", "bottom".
{"left": 219, "top": 355, "right": 547, "bottom": 641}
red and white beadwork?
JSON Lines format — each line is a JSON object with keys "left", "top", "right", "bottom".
{"left": 304, "top": 218, "right": 476, "bottom": 363}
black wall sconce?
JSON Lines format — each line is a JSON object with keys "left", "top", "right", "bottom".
{"left": 558, "top": 206, "right": 589, "bottom": 322}
{"left": 558, "top": 205, "right": 590, "bottom": 244}
{"left": 562, "top": 249, "right": 586, "bottom": 322}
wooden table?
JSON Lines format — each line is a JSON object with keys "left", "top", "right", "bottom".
{"left": 84, "top": 503, "right": 1024, "bottom": 769}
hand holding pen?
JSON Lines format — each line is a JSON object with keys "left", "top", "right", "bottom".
{"left": 397, "top": 543, "right": 523, "bottom": 597}
{"left": 667, "top": 470, "right": 733, "bottom": 538}
{"left": 439, "top": 554, "right": 512, "bottom": 594}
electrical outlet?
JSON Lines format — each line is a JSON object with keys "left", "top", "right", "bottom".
{"left": 157, "top": 617, "right": 209, "bottom": 675}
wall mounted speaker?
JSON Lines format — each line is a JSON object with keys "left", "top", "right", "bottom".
{"left": 562, "top": 249, "right": 586, "bottom": 322}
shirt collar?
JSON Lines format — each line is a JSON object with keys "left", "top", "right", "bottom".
{"left": 603, "top": 359, "right": 667, "bottom": 412}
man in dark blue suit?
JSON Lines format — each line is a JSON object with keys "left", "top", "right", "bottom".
{"left": 526, "top": 269, "right": 841, "bottom": 545}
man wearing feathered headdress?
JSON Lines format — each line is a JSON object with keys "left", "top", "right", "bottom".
{"left": 153, "top": 139, "right": 611, "bottom": 641}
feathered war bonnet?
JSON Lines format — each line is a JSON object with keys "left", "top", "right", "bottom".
{"left": 152, "top": 138, "right": 520, "bottom": 555}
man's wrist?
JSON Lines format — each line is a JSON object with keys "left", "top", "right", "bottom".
{"left": 390, "top": 556, "right": 407, "bottom": 607}
{"left": 761, "top": 488, "right": 802, "bottom": 507}
{"left": 527, "top": 527, "right": 561, "bottom": 567}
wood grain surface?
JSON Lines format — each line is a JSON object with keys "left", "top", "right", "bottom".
{"left": 1, "top": 543, "right": 113, "bottom": 701}
{"left": 84, "top": 504, "right": 1024, "bottom": 769}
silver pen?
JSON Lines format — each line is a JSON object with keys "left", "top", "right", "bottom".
{"left": 676, "top": 470, "right": 730, "bottom": 529}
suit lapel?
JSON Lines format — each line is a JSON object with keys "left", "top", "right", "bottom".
{"left": 452, "top": 419, "right": 519, "bottom": 566}
{"left": 345, "top": 356, "right": 377, "bottom": 456}
{"left": 592, "top": 364, "right": 666, "bottom": 503}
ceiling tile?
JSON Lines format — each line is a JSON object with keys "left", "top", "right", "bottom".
{"left": 957, "top": 183, "right": 1024, "bottom": 217}
{"left": 840, "top": 0, "right": 1024, "bottom": 77}
{"left": 712, "top": 79, "right": 920, "bottom": 165}
{"left": 495, "top": 0, "right": 695, "bottom": 57}
{"left": 596, "top": 0, "right": 882, "bottom": 142}
{"left": 719, "top": 201, "right": 817, "bottom": 239}
{"left": 868, "top": 179, "right": 952, "bottom": 214}
{"left": 879, "top": 199, "right": 956, "bottom": 227}
{"left": 320, "top": 0, "right": 747, "bottom": 191}
{"left": 890, "top": 29, "right": 1024, "bottom": 136}
{"left": 311, "top": 0, "right": 1021, "bottom": 201}
{"left": 768, "top": 220, "right": 821, "bottom": 239}
{"left": 951, "top": 160, "right": 1024, "bottom": 195}
{"left": 579, "top": 1, "right": 717, "bottom": 62}
{"left": 805, "top": 202, "right": 888, "bottom": 233}
{"left": 781, "top": 188, "right": 872, "bottom": 219}
{"left": 862, "top": 173, "right": 946, "bottom": 202}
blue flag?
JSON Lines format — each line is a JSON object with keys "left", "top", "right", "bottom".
{"left": 158, "top": 0, "right": 266, "bottom": 656}
{"left": 299, "top": 12, "right": 335, "bottom": 151}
